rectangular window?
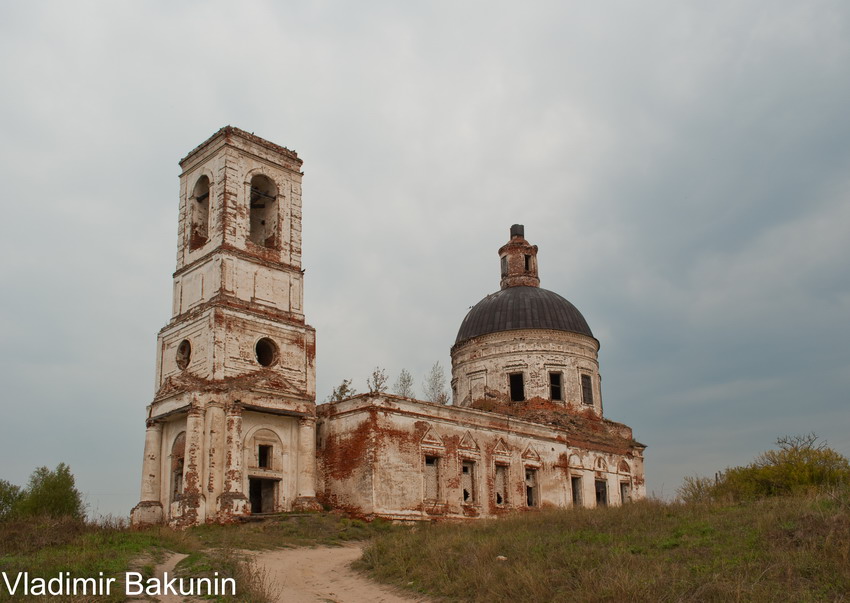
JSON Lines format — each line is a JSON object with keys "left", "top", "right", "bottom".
{"left": 461, "top": 461, "right": 476, "bottom": 504}
{"left": 524, "top": 254, "right": 531, "bottom": 271}
{"left": 494, "top": 465, "right": 508, "bottom": 506}
{"left": 571, "top": 476, "right": 582, "bottom": 506}
{"left": 500, "top": 256, "right": 508, "bottom": 277}
{"left": 595, "top": 479, "right": 608, "bottom": 507}
{"left": 549, "top": 372, "right": 563, "bottom": 401}
{"left": 172, "top": 459, "right": 184, "bottom": 501}
{"left": 525, "top": 468, "right": 538, "bottom": 507}
{"left": 509, "top": 373, "right": 525, "bottom": 402}
{"left": 581, "top": 374, "right": 593, "bottom": 405}
{"left": 470, "top": 377, "right": 485, "bottom": 403}
{"left": 620, "top": 482, "right": 631, "bottom": 504}
{"left": 424, "top": 456, "right": 440, "bottom": 500}
{"left": 258, "top": 445, "right": 272, "bottom": 469}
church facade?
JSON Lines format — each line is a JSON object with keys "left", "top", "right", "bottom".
{"left": 131, "top": 128, "right": 645, "bottom": 527}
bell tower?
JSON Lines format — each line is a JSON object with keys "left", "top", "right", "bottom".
{"left": 132, "top": 127, "right": 320, "bottom": 527}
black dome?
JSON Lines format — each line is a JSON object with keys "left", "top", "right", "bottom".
{"left": 455, "top": 286, "right": 594, "bottom": 345}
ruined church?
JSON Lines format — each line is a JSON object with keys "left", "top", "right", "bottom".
{"left": 131, "top": 127, "right": 646, "bottom": 527}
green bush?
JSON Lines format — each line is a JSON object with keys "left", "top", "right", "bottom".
{"left": 14, "top": 463, "right": 85, "bottom": 520}
{"left": 0, "top": 479, "right": 22, "bottom": 521}
{"left": 678, "top": 434, "right": 850, "bottom": 503}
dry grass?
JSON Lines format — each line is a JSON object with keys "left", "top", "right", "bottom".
{"left": 6, "top": 496, "right": 848, "bottom": 602}
{"left": 0, "top": 512, "right": 394, "bottom": 602}
{"left": 189, "top": 513, "right": 396, "bottom": 550}
{"left": 359, "top": 491, "right": 850, "bottom": 602}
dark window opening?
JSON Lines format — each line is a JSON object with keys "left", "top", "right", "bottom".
{"left": 255, "top": 338, "right": 278, "bottom": 367}
{"left": 571, "top": 476, "right": 582, "bottom": 506}
{"left": 581, "top": 374, "right": 594, "bottom": 405}
{"left": 620, "top": 482, "right": 631, "bottom": 504}
{"left": 172, "top": 459, "right": 183, "bottom": 501}
{"left": 424, "top": 456, "right": 440, "bottom": 500}
{"left": 190, "top": 176, "right": 210, "bottom": 250}
{"left": 525, "top": 468, "right": 538, "bottom": 507}
{"left": 495, "top": 465, "right": 507, "bottom": 506}
{"left": 549, "top": 372, "right": 562, "bottom": 401}
{"left": 524, "top": 254, "right": 531, "bottom": 271}
{"left": 258, "top": 445, "right": 272, "bottom": 469}
{"left": 249, "top": 175, "right": 277, "bottom": 248}
{"left": 249, "top": 478, "right": 276, "bottom": 514}
{"left": 500, "top": 256, "right": 508, "bottom": 277}
{"left": 595, "top": 479, "right": 608, "bottom": 507}
{"left": 461, "top": 461, "right": 476, "bottom": 503}
{"left": 176, "top": 339, "right": 191, "bottom": 370}
{"left": 509, "top": 373, "right": 525, "bottom": 402}
{"left": 170, "top": 432, "right": 186, "bottom": 503}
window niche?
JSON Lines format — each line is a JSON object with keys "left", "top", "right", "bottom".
{"left": 424, "top": 455, "right": 440, "bottom": 501}
{"left": 249, "top": 175, "right": 278, "bottom": 248}
{"left": 461, "top": 460, "right": 477, "bottom": 504}
{"left": 258, "top": 444, "right": 273, "bottom": 469}
{"left": 595, "top": 479, "right": 608, "bottom": 507}
{"left": 571, "top": 476, "right": 583, "bottom": 506}
{"left": 509, "top": 373, "right": 525, "bottom": 402}
{"left": 525, "top": 467, "right": 538, "bottom": 507}
{"left": 255, "top": 338, "right": 278, "bottom": 367}
{"left": 189, "top": 176, "right": 210, "bottom": 250}
{"left": 170, "top": 432, "right": 186, "bottom": 503}
{"left": 620, "top": 482, "right": 632, "bottom": 504}
{"left": 176, "top": 339, "right": 191, "bottom": 370}
{"left": 494, "top": 464, "right": 508, "bottom": 506}
{"left": 580, "top": 373, "right": 594, "bottom": 406}
{"left": 549, "top": 372, "right": 563, "bottom": 401}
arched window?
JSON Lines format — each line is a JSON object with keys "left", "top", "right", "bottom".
{"left": 170, "top": 432, "right": 186, "bottom": 502}
{"left": 249, "top": 175, "right": 277, "bottom": 248}
{"left": 189, "top": 176, "right": 210, "bottom": 250}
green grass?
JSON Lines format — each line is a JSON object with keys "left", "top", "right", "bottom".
{"left": 5, "top": 495, "right": 850, "bottom": 602}
{"left": 0, "top": 517, "right": 188, "bottom": 602}
{"left": 358, "top": 491, "right": 850, "bottom": 602}
{"left": 0, "top": 512, "right": 395, "bottom": 602}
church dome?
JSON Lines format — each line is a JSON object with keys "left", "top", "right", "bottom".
{"left": 454, "top": 286, "right": 594, "bottom": 346}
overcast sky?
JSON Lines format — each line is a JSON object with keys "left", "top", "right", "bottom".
{"left": 1, "top": 1, "right": 848, "bottom": 516}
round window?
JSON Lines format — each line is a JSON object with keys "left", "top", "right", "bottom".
{"left": 176, "top": 340, "right": 191, "bottom": 370}
{"left": 255, "top": 338, "right": 278, "bottom": 367}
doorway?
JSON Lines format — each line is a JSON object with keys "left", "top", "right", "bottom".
{"left": 595, "top": 479, "right": 608, "bottom": 507}
{"left": 249, "top": 478, "right": 277, "bottom": 514}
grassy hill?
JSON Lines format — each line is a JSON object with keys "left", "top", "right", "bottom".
{"left": 1, "top": 492, "right": 848, "bottom": 602}
{"left": 359, "top": 492, "right": 850, "bottom": 602}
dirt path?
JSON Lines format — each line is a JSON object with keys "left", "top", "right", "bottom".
{"left": 126, "top": 552, "right": 193, "bottom": 603}
{"left": 248, "top": 544, "right": 429, "bottom": 603}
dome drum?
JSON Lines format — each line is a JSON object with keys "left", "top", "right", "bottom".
{"left": 451, "top": 226, "right": 602, "bottom": 414}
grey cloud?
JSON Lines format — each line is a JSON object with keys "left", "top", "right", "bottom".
{"left": 1, "top": 1, "right": 849, "bottom": 513}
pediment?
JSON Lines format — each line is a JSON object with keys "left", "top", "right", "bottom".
{"left": 420, "top": 425, "right": 445, "bottom": 448}
{"left": 459, "top": 431, "right": 479, "bottom": 451}
{"left": 493, "top": 438, "right": 511, "bottom": 456}
{"left": 522, "top": 444, "right": 541, "bottom": 462}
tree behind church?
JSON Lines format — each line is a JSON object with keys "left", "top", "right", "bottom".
{"left": 15, "top": 463, "right": 85, "bottom": 520}
{"left": 422, "top": 362, "right": 449, "bottom": 404}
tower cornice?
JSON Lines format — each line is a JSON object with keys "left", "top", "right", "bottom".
{"left": 180, "top": 126, "right": 302, "bottom": 171}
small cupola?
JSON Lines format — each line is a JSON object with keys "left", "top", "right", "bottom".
{"left": 498, "top": 224, "right": 539, "bottom": 289}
